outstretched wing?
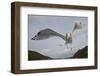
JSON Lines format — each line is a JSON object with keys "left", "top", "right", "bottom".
{"left": 31, "top": 28, "right": 65, "bottom": 40}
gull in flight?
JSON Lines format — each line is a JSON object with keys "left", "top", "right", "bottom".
{"left": 31, "top": 21, "right": 83, "bottom": 50}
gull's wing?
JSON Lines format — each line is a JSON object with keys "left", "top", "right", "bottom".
{"left": 31, "top": 28, "right": 65, "bottom": 40}
{"left": 72, "top": 21, "right": 82, "bottom": 32}
{"left": 72, "top": 24, "right": 77, "bottom": 32}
